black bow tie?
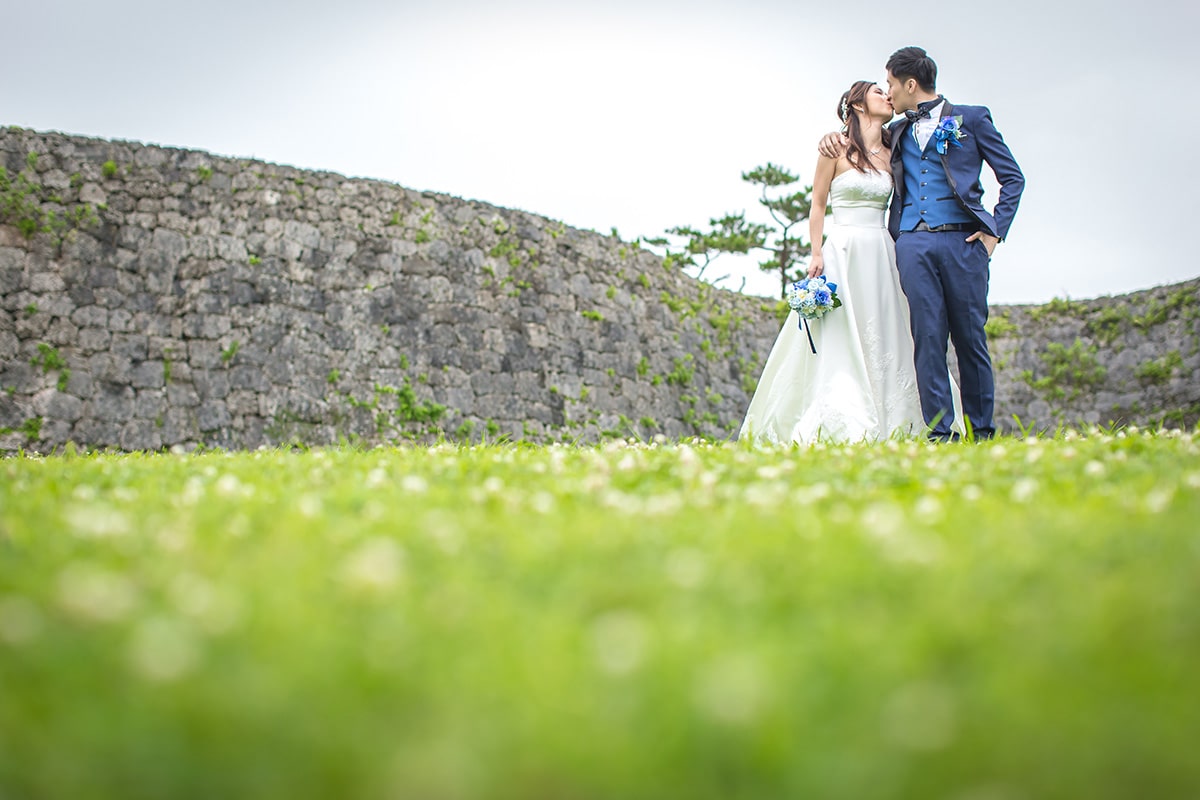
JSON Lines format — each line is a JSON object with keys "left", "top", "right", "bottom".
{"left": 905, "top": 98, "right": 942, "bottom": 123}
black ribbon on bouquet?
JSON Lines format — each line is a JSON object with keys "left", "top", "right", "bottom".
{"left": 799, "top": 317, "right": 816, "bottom": 354}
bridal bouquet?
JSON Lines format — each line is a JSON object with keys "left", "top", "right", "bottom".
{"left": 786, "top": 276, "right": 841, "bottom": 320}
{"left": 786, "top": 276, "right": 842, "bottom": 353}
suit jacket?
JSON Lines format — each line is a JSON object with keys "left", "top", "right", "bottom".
{"left": 888, "top": 100, "right": 1025, "bottom": 241}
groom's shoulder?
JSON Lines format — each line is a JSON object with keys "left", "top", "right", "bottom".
{"left": 952, "top": 102, "right": 996, "bottom": 119}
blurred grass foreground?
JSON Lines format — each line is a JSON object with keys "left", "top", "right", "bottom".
{"left": 2, "top": 430, "right": 1199, "bottom": 799}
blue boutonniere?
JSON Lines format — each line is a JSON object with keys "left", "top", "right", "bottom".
{"left": 933, "top": 115, "right": 966, "bottom": 155}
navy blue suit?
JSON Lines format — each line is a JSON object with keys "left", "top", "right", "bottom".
{"left": 888, "top": 100, "right": 1024, "bottom": 439}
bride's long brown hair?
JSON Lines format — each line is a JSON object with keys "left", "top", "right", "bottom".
{"left": 838, "top": 80, "right": 891, "bottom": 174}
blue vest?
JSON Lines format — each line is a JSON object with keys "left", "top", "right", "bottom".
{"left": 898, "top": 125, "right": 976, "bottom": 231}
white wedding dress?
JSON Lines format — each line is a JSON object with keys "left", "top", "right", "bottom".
{"left": 739, "top": 168, "right": 962, "bottom": 444}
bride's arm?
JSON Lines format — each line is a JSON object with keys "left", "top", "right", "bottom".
{"left": 807, "top": 155, "right": 835, "bottom": 278}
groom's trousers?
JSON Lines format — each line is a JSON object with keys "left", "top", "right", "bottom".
{"left": 894, "top": 229, "right": 995, "bottom": 440}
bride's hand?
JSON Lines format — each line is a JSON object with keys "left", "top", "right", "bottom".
{"left": 817, "top": 132, "right": 849, "bottom": 159}
{"left": 806, "top": 256, "right": 824, "bottom": 278}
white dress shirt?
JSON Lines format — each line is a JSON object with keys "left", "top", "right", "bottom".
{"left": 912, "top": 100, "right": 945, "bottom": 152}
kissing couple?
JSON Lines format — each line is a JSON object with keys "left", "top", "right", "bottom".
{"left": 740, "top": 46, "right": 1025, "bottom": 444}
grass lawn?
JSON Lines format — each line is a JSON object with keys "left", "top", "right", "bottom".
{"left": 1, "top": 430, "right": 1198, "bottom": 799}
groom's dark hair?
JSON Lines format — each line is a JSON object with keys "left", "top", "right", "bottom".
{"left": 886, "top": 46, "right": 937, "bottom": 92}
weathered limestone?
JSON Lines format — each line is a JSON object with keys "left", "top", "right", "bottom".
{"left": 0, "top": 127, "right": 1196, "bottom": 452}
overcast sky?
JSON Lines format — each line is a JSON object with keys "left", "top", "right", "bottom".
{"left": 5, "top": 0, "right": 1197, "bottom": 304}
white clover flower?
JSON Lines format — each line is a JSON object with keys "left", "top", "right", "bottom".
{"left": 156, "top": 525, "right": 193, "bottom": 552}
{"left": 179, "top": 477, "right": 205, "bottom": 506}
{"left": 644, "top": 493, "right": 683, "bottom": 516}
{"left": 339, "top": 537, "right": 406, "bottom": 593}
{"left": 581, "top": 473, "right": 610, "bottom": 492}
{"left": 57, "top": 564, "right": 138, "bottom": 623}
{"left": 400, "top": 475, "right": 429, "bottom": 493}
{"left": 113, "top": 487, "right": 138, "bottom": 503}
{"left": 1010, "top": 478, "right": 1038, "bottom": 503}
{"left": 1144, "top": 489, "right": 1173, "bottom": 514}
{"left": 128, "top": 616, "right": 202, "bottom": 683}
{"left": 215, "top": 476, "right": 241, "bottom": 496}
{"left": 168, "top": 573, "right": 242, "bottom": 635}
{"left": 529, "top": 492, "right": 555, "bottom": 514}
{"left": 65, "top": 504, "right": 132, "bottom": 539}
{"left": 793, "top": 483, "right": 831, "bottom": 504}
{"left": 0, "top": 596, "right": 43, "bottom": 645}
{"left": 861, "top": 503, "right": 903, "bottom": 538}
{"left": 693, "top": 654, "right": 766, "bottom": 726}
{"left": 297, "top": 495, "right": 323, "bottom": 517}
{"left": 744, "top": 482, "right": 786, "bottom": 508}
{"left": 914, "top": 495, "right": 943, "bottom": 520}
{"left": 665, "top": 548, "right": 708, "bottom": 589}
{"left": 590, "top": 611, "right": 650, "bottom": 677}
{"left": 426, "top": 524, "right": 464, "bottom": 555}
{"left": 880, "top": 681, "right": 958, "bottom": 751}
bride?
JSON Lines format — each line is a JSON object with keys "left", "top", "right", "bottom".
{"left": 739, "top": 80, "right": 961, "bottom": 444}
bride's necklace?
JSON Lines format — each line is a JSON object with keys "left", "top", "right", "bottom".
{"left": 867, "top": 144, "right": 883, "bottom": 156}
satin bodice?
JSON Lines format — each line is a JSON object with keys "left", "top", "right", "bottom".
{"left": 830, "top": 169, "right": 892, "bottom": 227}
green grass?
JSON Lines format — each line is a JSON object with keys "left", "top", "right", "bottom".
{"left": 2, "top": 431, "right": 1199, "bottom": 798}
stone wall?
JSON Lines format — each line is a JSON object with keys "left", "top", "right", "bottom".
{"left": 0, "top": 127, "right": 783, "bottom": 452}
{"left": 985, "top": 280, "right": 1200, "bottom": 432}
{"left": 0, "top": 127, "right": 1197, "bottom": 453}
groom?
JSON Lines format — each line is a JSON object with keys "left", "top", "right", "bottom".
{"left": 820, "top": 46, "right": 1024, "bottom": 440}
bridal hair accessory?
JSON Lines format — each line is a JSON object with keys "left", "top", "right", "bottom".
{"left": 932, "top": 116, "right": 967, "bottom": 154}
{"left": 786, "top": 276, "right": 842, "bottom": 354}
{"left": 839, "top": 97, "right": 849, "bottom": 123}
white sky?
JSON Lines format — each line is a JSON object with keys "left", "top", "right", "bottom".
{"left": 5, "top": 0, "right": 1198, "bottom": 303}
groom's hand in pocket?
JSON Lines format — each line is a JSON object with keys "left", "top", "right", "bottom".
{"left": 966, "top": 231, "right": 999, "bottom": 257}
{"left": 817, "top": 132, "right": 849, "bottom": 159}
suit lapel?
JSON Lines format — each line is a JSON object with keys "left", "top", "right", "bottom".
{"left": 890, "top": 119, "right": 908, "bottom": 201}
{"left": 936, "top": 100, "right": 959, "bottom": 195}
{"left": 891, "top": 118, "right": 910, "bottom": 164}
{"left": 934, "top": 100, "right": 983, "bottom": 225}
